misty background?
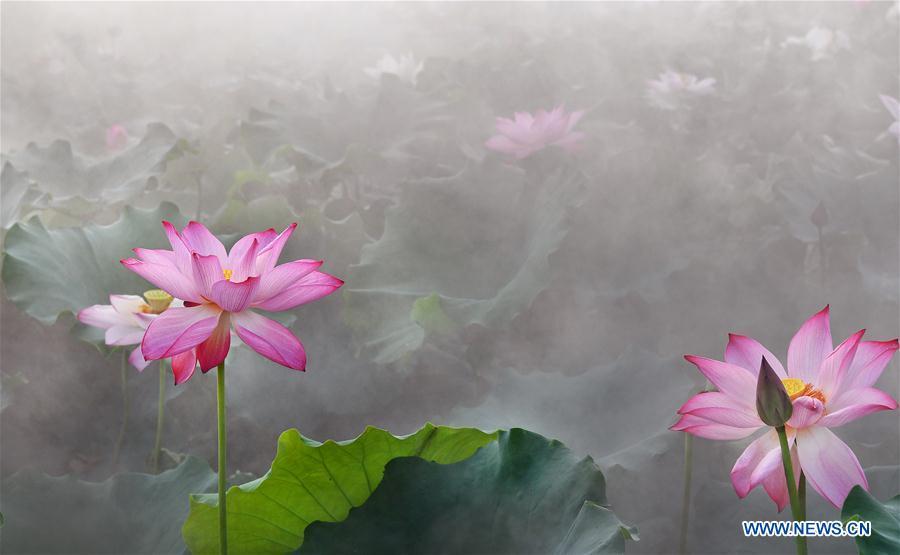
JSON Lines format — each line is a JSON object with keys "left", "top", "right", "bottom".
{"left": 1, "top": 1, "right": 899, "bottom": 554}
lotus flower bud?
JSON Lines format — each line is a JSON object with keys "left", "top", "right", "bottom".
{"left": 756, "top": 358, "right": 793, "bottom": 427}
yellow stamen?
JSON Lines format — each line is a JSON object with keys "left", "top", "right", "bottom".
{"left": 781, "top": 377, "right": 826, "bottom": 403}
{"left": 143, "top": 289, "right": 174, "bottom": 314}
{"left": 222, "top": 269, "right": 233, "bottom": 281}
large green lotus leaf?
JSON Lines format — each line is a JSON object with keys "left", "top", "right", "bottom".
{"left": 344, "top": 163, "right": 583, "bottom": 364}
{"left": 0, "top": 456, "right": 216, "bottom": 554}
{"left": 299, "top": 428, "right": 636, "bottom": 555}
{"left": 1, "top": 202, "right": 187, "bottom": 324}
{"left": 842, "top": 485, "right": 900, "bottom": 555}
{"left": 182, "top": 423, "right": 498, "bottom": 554}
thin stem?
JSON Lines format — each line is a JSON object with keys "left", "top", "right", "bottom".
{"left": 798, "top": 472, "right": 807, "bottom": 522}
{"left": 217, "top": 362, "right": 228, "bottom": 555}
{"left": 111, "top": 351, "right": 129, "bottom": 468}
{"left": 776, "top": 426, "right": 807, "bottom": 555}
{"left": 151, "top": 360, "right": 167, "bottom": 473}
{"left": 678, "top": 432, "right": 694, "bottom": 555}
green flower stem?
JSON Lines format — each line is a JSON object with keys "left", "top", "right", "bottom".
{"left": 216, "top": 362, "right": 228, "bottom": 555}
{"left": 799, "top": 472, "right": 807, "bottom": 521}
{"left": 678, "top": 431, "right": 694, "bottom": 555}
{"left": 776, "top": 426, "right": 807, "bottom": 555}
{"left": 151, "top": 360, "right": 167, "bottom": 473}
{"left": 112, "top": 351, "right": 129, "bottom": 468}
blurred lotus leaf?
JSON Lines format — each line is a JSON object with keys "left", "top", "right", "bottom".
{"left": 0, "top": 456, "right": 216, "bottom": 554}
{"left": 344, "top": 164, "right": 583, "bottom": 365}
{"left": 841, "top": 485, "right": 900, "bottom": 555}
{"left": 183, "top": 423, "right": 498, "bottom": 554}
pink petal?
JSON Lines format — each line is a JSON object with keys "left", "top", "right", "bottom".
{"left": 725, "top": 334, "right": 787, "bottom": 378}
{"left": 252, "top": 270, "right": 342, "bottom": 312}
{"left": 485, "top": 134, "right": 525, "bottom": 155}
{"left": 670, "top": 414, "right": 757, "bottom": 440}
{"left": 129, "top": 347, "right": 150, "bottom": 371}
{"left": 786, "top": 396, "right": 825, "bottom": 429}
{"left": 180, "top": 221, "right": 227, "bottom": 261}
{"left": 105, "top": 325, "right": 145, "bottom": 346}
{"left": 819, "top": 387, "right": 899, "bottom": 428}
{"left": 162, "top": 221, "right": 193, "bottom": 272}
{"left": 494, "top": 120, "right": 534, "bottom": 145}
{"left": 677, "top": 391, "right": 763, "bottom": 428}
{"left": 254, "top": 224, "right": 297, "bottom": 275}
{"left": 196, "top": 313, "right": 231, "bottom": 372}
{"left": 110, "top": 295, "right": 147, "bottom": 317}
{"left": 231, "top": 311, "right": 306, "bottom": 370}
{"left": 141, "top": 304, "right": 222, "bottom": 360}
{"left": 121, "top": 258, "right": 201, "bottom": 304}
{"left": 731, "top": 430, "right": 781, "bottom": 498}
{"left": 78, "top": 304, "right": 126, "bottom": 329}
{"left": 816, "top": 329, "right": 864, "bottom": 398}
{"left": 171, "top": 349, "right": 197, "bottom": 385}
{"left": 761, "top": 443, "right": 799, "bottom": 512}
{"left": 787, "top": 306, "right": 832, "bottom": 383}
{"left": 253, "top": 259, "right": 323, "bottom": 304}
{"left": 683, "top": 355, "right": 757, "bottom": 407}
{"left": 210, "top": 276, "right": 260, "bottom": 313}
{"left": 191, "top": 253, "right": 223, "bottom": 299}
{"left": 796, "top": 427, "right": 868, "bottom": 508}
{"left": 132, "top": 248, "right": 176, "bottom": 266}
{"left": 229, "top": 238, "right": 260, "bottom": 282}
{"left": 841, "top": 339, "right": 899, "bottom": 390}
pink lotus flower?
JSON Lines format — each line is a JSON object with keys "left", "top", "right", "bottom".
{"left": 672, "top": 307, "right": 898, "bottom": 509}
{"left": 106, "top": 124, "right": 128, "bottom": 150}
{"left": 485, "top": 106, "right": 585, "bottom": 159}
{"left": 879, "top": 94, "right": 899, "bottom": 139}
{"left": 121, "top": 221, "right": 342, "bottom": 385}
{"left": 78, "top": 291, "right": 179, "bottom": 371}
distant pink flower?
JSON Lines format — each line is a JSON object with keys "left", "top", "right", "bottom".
{"left": 106, "top": 124, "right": 128, "bottom": 150}
{"left": 646, "top": 70, "right": 716, "bottom": 110}
{"left": 879, "top": 94, "right": 899, "bottom": 139}
{"left": 485, "top": 106, "right": 585, "bottom": 159}
{"left": 122, "top": 221, "right": 343, "bottom": 384}
{"left": 78, "top": 291, "right": 180, "bottom": 371}
{"left": 672, "top": 306, "right": 898, "bottom": 509}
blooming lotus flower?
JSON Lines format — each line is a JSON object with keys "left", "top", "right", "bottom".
{"left": 879, "top": 94, "right": 899, "bottom": 140}
{"left": 78, "top": 290, "right": 179, "bottom": 371}
{"left": 106, "top": 124, "right": 128, "bottom": 150}
{"left": 672, "top": 307, "right": 898, "bottom": 509}
{"left": 122, "top": 221, "right": 342, "bottom": 384}
{"left": 485, "top": 106, "right": 585, "bottom": 159}
{"left": 782, "top": 26, "right": 850, "bottom": 61}
{"left": 646, "top": 70, "right": 716, "bottom": 110}
{"left": 364, "top": 52, "right": 423, "bottom": 85}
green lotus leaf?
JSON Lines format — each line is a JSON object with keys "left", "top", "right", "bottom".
{"left": 841, "top": 485, "right": 900, "bottom": 555}
{"left": 344, "top": 164, "right": 583, "bottom": 364}
{"left": 182, "top": 423, "right": 498, "bottom": 554}
{"left": 299, "top": 428, "right": 636, "bottom": 555}
{"left": 0, "top": 456, "right": 216, "bottom": 554}
{"left": 1, "top": 202, "right": 187, "bottom": 325}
